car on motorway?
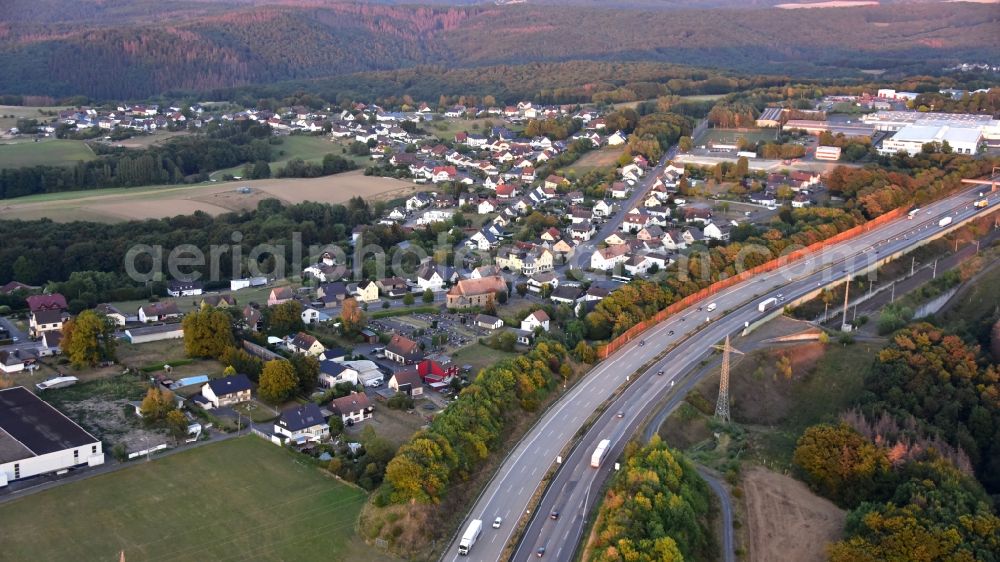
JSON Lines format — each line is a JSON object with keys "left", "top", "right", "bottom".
{"left": 550, "top": 510, "right": 559, "bottom": 520}
{"left": 493, "top": 516, "right": 502, "bottom": 529}
{"left": 657, "top": 369, "right": 664, "bottom": 376}
{"left": 537, "top": 546, "right": 546, "bottom": 557}
{"left": 668, "top": 330, "right": 674, "bottom": 336}
{"left": 616, "top": 410, "right": 624, "bottom": 418}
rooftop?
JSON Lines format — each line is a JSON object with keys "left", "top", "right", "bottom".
{"left": 0, "top": 386, "right": 100, "bottom": 464}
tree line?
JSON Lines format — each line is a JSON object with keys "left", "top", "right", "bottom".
{"left": 0, "top": 197, "right": 375, "bottom": 308}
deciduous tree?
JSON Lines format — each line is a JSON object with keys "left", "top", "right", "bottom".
{"left": 259, "top": 359, "right": 297, "bottom": 403}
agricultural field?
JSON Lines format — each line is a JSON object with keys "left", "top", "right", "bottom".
{"left": 0, "top": 170, "right": 419, "bottom": 222}
{"left": 558, "top": 145, "right": 623, "bottom": 176}
{"left": 210, "top": 135, "right": 371, "bottom": 179}
{"left": 428, "top": 117, "right": 507, "bottom": 140}
{"left": 693, "top": 127, "right": 778, "bottom": 148}
{"left": 0, "top": 437, "right": 371, "bottom": 562}
{"left": 0, "top": 104, "right": 71, "bottom": 131}
{"left": 0, "top": 139, "right": 96, "bottom": 169}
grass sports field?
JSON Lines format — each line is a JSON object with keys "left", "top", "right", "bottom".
{"left": 0, "top": 437, "right": 368, "bottom": 561}
{"left": 693, "top": 127, "right": 777, "bottom": 147}
{"left": 0, "top": 139, "right": 96, "bottom": 169}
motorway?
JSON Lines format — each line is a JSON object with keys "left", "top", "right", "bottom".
{"left": 445, "top": 184, "right": 998, "bottom": 562}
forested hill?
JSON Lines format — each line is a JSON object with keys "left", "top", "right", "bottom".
{"left": 2, "top": 1, "right": 998, "bottom": 99}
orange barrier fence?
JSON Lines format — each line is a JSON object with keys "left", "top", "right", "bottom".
{"left": 596, "top": 207, "right": 906, "bottom": 359}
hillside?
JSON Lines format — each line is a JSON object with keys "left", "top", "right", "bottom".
{"left": 1, "top": 1, "right": 997, "bottom": 99}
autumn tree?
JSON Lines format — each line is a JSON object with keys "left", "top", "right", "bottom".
{"left": 339, "top": 297, "right": 366, "bottom": 336}
{"left": 266, "top": 300, "right": 304, "bottom": 336}
{"left": 793, "top": 423, "right": 893, "bottom": 507}
{"left": 140, "top": 387, "right": 177, "bottom": 422}
{"left": 165, "top": 409, "right": 189, "bottom": 440}
{"left": 258, "top": 359, "right": 297, "bottom": 403}
{"left": 182, "top": 306, "right": 234, "bottom": 359}
{"left": 574, "top": 340, "right": 596, "bottom": 364}
{"left": 62, "top": 309, "right": 116, "bottom": 368}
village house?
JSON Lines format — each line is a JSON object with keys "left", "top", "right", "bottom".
{"left": 388, "top": 370, "right": 424, "bottom": 397}
{"left": 414, "top": 260, "right": 446, "bottom": 292}
{"left": 318, "top": 282, "right": 350, "bottom": 308}
{"left": 138, "top": 302, "right": 181, "bottom": 324}
{"left": 268, "top": 287, "right": 294, "bottom": 306}
{"left": 355, "top": 280, "right": 380, "bottom": 303}
{"left": 94, "top": 303, "right": 127, "bottom": 327}
{"left": 527, "top": 271, "right": 559, "bottom": 294}
{"left": 520, "top": 310, "right": 550, "bottom": 333}
{"left": 287, "top": 332, "right": 326, "bottom": 357}
{"left": 377, "top": 277, "right": 410, "bottom": 298}
{"left": 167, "top": 280, "right": 204, "bottom": 297}
{"left": 273, "top": 403, "right": 328, "bottom": 445}
{"left": 591, "top": 243, "right": 631, "bottom": 271}
{"left": 571, "top": 221, "right": 596, "bottom": 241}
{"left": 329, "top": 392, "right": 373, "bottom": 425}
{"left": 318, "top": 361, "right": 359, "bottom": 388}
{"left": 243, "top": 305, "right": 263, "bottom": 332}
{"left": 200, "top": 374, "right": 252, "bottom": 409}
{"left": 550, "top": 285, "right": 584, "bottom": 305}
{"left": 385, "top": 334, "right": 424, "bottom": 364}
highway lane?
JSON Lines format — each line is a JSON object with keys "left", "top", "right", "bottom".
{"left": 445, "top": 186, "right": 997, "bottom": 561}
{"left": 513, "top": 188, "right": 999, "bottom": 561}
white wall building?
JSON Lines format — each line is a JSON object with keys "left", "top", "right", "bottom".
{"left": 878, "top": 124, "right": 983, "bottom": 156}
{"left": 0, "top": 387, "right": 105, "bottom": 486}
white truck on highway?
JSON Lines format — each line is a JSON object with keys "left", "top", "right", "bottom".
{"left": 591, "top": 439, "right": 612, "bottom": 468}
{"left": 758, "top": 297, "right": 778, "bottom": 313}
{"left": 458, "top": 519, "right": 482, "bottom": 555}
{"left": 938, "top": 216, "right": 953, "bottom": 228}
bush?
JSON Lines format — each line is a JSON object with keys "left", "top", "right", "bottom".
{"left": 387, "top": 393, "right": 414, "bottom": 410}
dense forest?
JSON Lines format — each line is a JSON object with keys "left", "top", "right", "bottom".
{"left": 2, "top": 2, "right": 997, "bottom": 99}
{"left": 793, "top": 322, "right": 1000, "bottom": 561}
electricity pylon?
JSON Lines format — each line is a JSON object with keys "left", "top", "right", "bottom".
{"left": 713, "top": 335, "right": 744, "bottom": 423}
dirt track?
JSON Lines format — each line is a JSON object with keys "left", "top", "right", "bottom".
{"left": 743, "top": 467, "right": 845, "bottom": 562}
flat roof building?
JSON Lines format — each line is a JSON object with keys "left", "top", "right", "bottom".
{"left": 0, "top": 386, "right": 104, "bottom": 486}
{"left": 878, "top": 123, "right": 983, "bottom": 156}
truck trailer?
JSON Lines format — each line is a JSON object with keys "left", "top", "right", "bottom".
{"left": 458, "top": 519, "right": 482, "bottom": 555}
{"left": 758, "top": 297, "right": 778, "bottom": 313}
{"left": 938, "top": 216, "right": 953, "bottom": 228}
{"left": 591, "top": 439, "right": 612, "bottom": 468}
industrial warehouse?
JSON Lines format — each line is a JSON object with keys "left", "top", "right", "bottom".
{"left": 0, "top": 387, "right": 105, "bottom": 486}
